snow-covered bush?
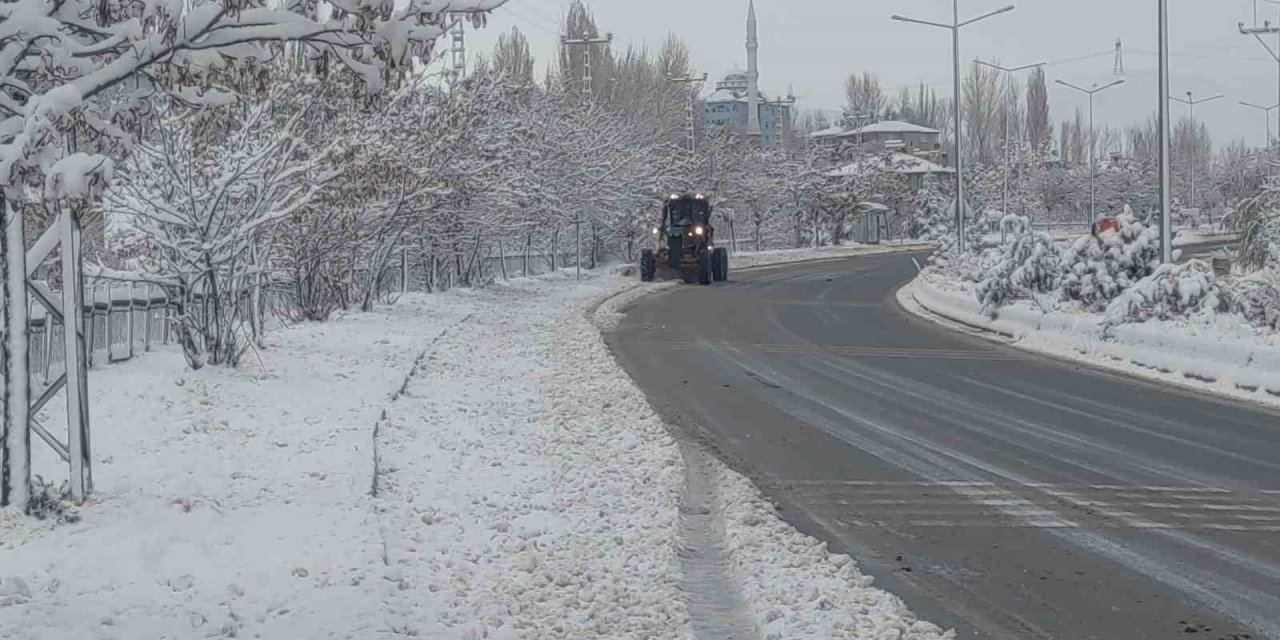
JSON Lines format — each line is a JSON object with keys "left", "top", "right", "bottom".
{"left": 1060, "top": 207, "right": 1162, "bottom": 310}
{"left": 973, "top": 216, "right": 1062, "bottom": 312}
{"left": 1229, "top": 180, "right": 1280, "bottom": 270}
{"left": 1104, "top": 260, "right": 1224, "bottom": 327}
{"left": 1223, "top": 272, "right": 1280, "bottom": 331}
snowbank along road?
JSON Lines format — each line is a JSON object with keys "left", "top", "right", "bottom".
{"left": 608, "top": 252, "right": 1280, "bottom": 640}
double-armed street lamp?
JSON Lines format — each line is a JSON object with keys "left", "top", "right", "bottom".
{"left": 892, "top": 2, "right": 1015, "bottom": 251}
{"left": 978, "top": 60, "right": 1046, "bottom": 223}
{"left": 1169, "top": 91, "right": 1224, "bottom": 212}
{"left": 1055, "top": 78, "right": 1126, "bottom": 224}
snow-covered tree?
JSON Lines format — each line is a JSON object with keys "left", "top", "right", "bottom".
{"left": 911, "top": 174, "right": 952, "bottom": 241}
{"left": 973, "top": 215, "right": 1061, "bottom": 312}
{"left": 105, "top": 101, "right": 334, "bottom": 367}
{"left": 1060, "top": 207, "right": 1162, "bottom": 310}
{"left": 0, "top": 0, "right": 505, "bottom": 202}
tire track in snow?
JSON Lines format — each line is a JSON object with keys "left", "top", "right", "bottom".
{"left": 678, "top": 443, "right": 760, "bottom": 640}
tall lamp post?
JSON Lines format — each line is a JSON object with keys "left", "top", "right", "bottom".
{"left": 1157, "top": 0, "right": 1174, "bottom": 263}
{"left": 1169, "top": 91, "right": 1224, "bottom": 213}
{"left": 892, "top": 1, "right": 1016, "bottom": 252}
{"left": 977, "top": 59, "right": 1046, "bottom": 223}
{"left": 1054, "top": 78, "right": 1126, "bottom": 224}
{"left": 1240, "top": 101, "right": 1278, "bottom": 176}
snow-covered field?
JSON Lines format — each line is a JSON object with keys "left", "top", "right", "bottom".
{"left": 1, "top": 258, "right": 949, "bottom": 639}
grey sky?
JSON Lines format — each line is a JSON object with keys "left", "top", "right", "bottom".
{"left": 466, "top": 0, "right": 1280, "bottom": 147}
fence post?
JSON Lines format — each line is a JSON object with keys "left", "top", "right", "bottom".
{"left": 60, "top": 210, "right": 90, "bottom": 501}
{"left": 497, "top": 239, "right": 508, "bottom": 281}
{"left": 524, "top": 233, "right": 532, "bottom": 277}
{"left": 575, "top": 217, "right": 581, "bottom": 281}
{"left": 2, "top": 196, "right": 31, "bottom": 510}
{"left": 127, "top": 282, "right": 136, "bottom": 359}
{"left": 400, "top": 248, "right": 408, "bottom": 294}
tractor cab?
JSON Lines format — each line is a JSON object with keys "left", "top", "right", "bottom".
{"left": 662, "top": 194, "right": 713, "bottom": 238}
{"left": 640, "top": 192, "right": 729, "bottom": 285}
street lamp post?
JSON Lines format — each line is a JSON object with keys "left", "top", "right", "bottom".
{"left": 1240, "top": 101, "right": 1279, "bottom": 177}
{"left": 1240, "top": 101, "right": 1279, "bottom": 147}
{"left": 1169, "top": 91, "right": 1224, "bottom": 213}
{"left": 977, "top": 60, "right": 1046, "bottom": 226}
{"left": 1159, "top": 0, "right": 1173, "bottom": 263}
{"left": 892, "top": 1, "right": 1015, "bottom": 252}
{"left": 1054, "top": 78, "right": 1126, "bottom": 224}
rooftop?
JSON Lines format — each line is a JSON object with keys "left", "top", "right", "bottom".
{"left": 825, "top": 152, "right": 954, "bottom": 178}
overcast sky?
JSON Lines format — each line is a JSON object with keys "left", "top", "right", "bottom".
{"left": 463, "top": 0, "right": 1280, "bottom": 147}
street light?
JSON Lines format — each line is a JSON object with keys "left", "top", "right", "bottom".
{"left": 1054, "top": 78, "right": 1126, "bottom": 224}
{"left": 1158, "top": 0, "right": 1172, "bottom": 263}
{"left": 1169, "top": 91, "right": 1224, "bottom": 212}
{"left": 977, "top": 59, "right": 1046, "bottom": 225}
{"left": 892, "top": 2, "right": 1016, "bottom": 251}
{"left": 1239, "top": 101, "right": 1279, "bottom": 152}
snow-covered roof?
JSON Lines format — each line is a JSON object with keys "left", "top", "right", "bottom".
{"left": 839, "top": 120, "right": 941, "bottom": 137}
{"left": 809, "top": 125, "right": 845, "bottom": 139}
{"left": 705, "top": 88, "right": 772, "bottom": 104}
{"left": 825, "top": 152, "right": 954, "bottom": 178}
{"left": 706, "top": 89, "right": 746, "bottom": 103}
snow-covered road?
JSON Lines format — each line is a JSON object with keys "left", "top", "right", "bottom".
{"left": 1, "top": 247, "right": 948, "bottom": 639}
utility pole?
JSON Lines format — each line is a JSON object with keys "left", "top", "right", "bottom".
{"left": 978, "top": 60, "right": 1046, "bottom": 224}
{"left": 1240, "top": 6, "right": 1280, "bottom": 177}
{"left": 448, "top": 19, "right": 466, "bottom": 90}
{"left": 669, "top": 73, "right": 708, "bottom": 154}
{"left": 1055, "top": 78, "right": 1126, "bottom": 224}
{"left": 561, "top": 33, "right": 613, "bottom": 101}
{"left": 892, "top": 1, "right": 1016, "bottom": 254}
{"left": 1169, "top": 91, "right": 1223, "bottom": 213}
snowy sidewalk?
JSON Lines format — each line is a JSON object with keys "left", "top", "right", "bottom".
{"left": 2, "top": 264, "right": 951, "bottom": 640}
{"left": 902, "top": 272, "right": 1280, "bottom": 409}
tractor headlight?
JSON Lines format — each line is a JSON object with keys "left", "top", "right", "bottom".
{"left": 652, "top": 227, "right": 659, "bottom": 235}
{"left": 695, "top": 226, "right": 705, "bottom": 236}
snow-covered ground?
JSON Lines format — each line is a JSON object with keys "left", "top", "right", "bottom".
{"left": 902, "top": 271, "right": 1280, "bottom": 410}
{"left": 1, "top": 258, "right": 949, "bottom": 639}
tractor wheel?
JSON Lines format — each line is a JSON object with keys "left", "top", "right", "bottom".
{"left": 640, "top": 250, "right": 656, "bottom": 282}
{"left": 697, "top": 249, "right": 712, "bottom": 285}
{"left": 712, "top": 247, "right": 729, "bottom": 282}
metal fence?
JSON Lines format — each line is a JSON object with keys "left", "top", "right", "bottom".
{"left": 8, "top": 281, "right": 174, "bottom": 391}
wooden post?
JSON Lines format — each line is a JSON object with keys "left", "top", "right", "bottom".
{"left": 2, "top": 197, "right": 31, "bottom": 509}
{"left": 524, "top": 233, "right": 532, "bottom": 277}
{"left": 551, "top": 228, "right": 559, "bottom": 272}
{"left": 497, "top": 239, "right": 509, "bottom": 281}
{"left": 60, "top": 211, "right": 90, "bottom": 501}
{"left": 144, "top": 285, "right": 154, "bottom": 352}
{"left": 127, "top": 282, "right": 136, "bottom": 359}
{"left": 400, "top": 248, "right": 408, "bottom": 294}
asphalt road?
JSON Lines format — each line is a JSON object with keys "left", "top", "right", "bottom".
{"left": 607, "top": 253, "right": 1280, "bottom": 640}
